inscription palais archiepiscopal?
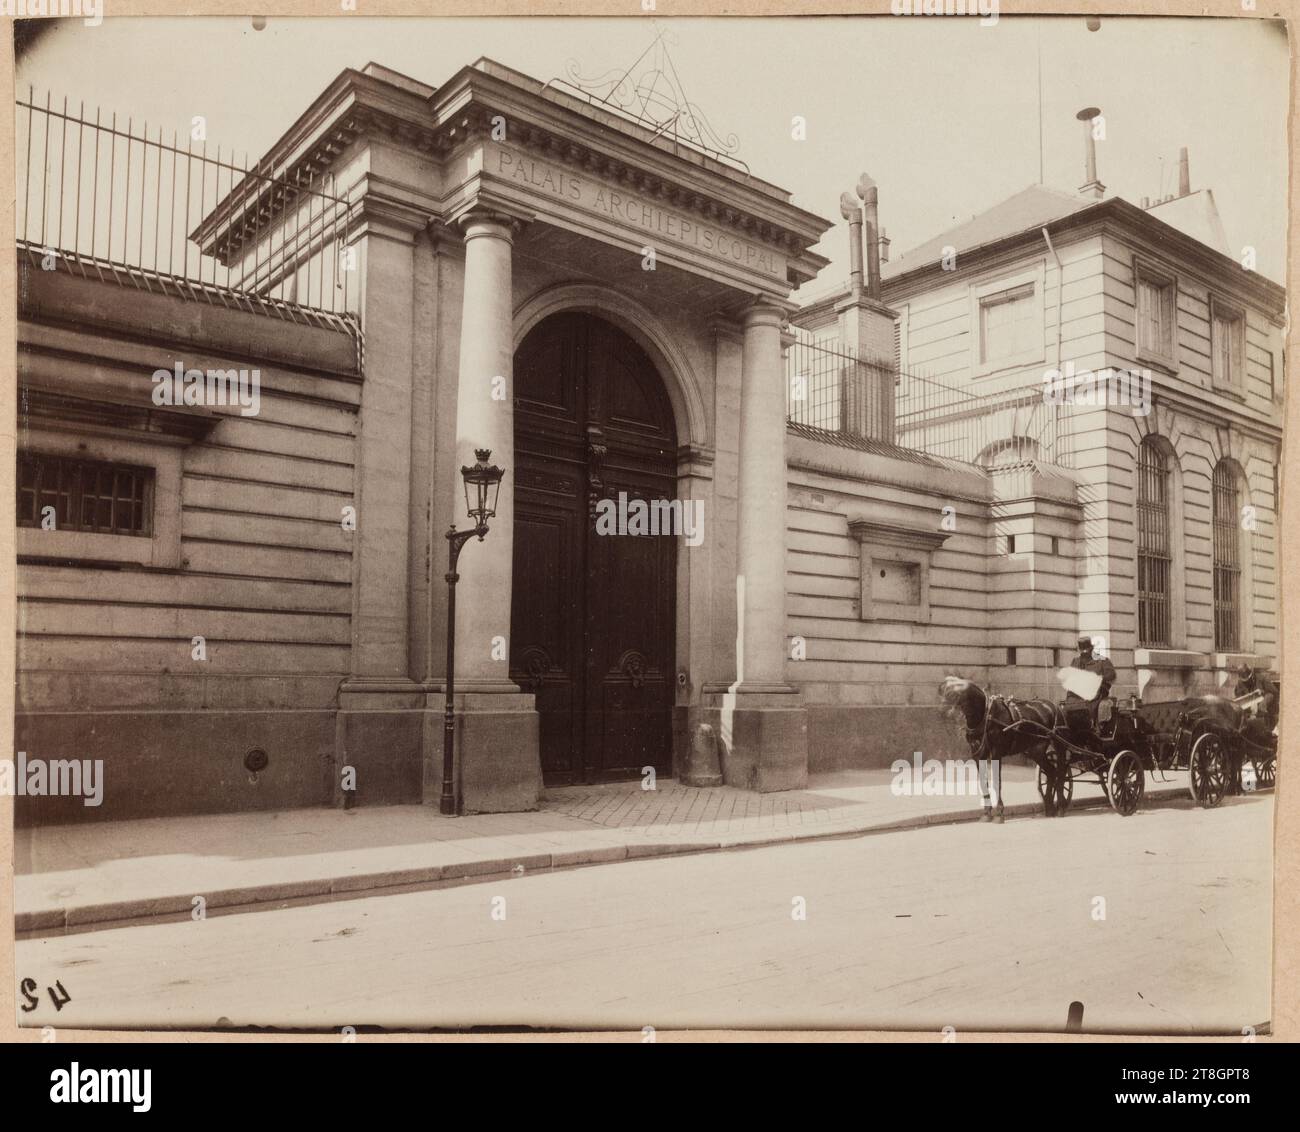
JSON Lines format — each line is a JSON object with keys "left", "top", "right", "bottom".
{"left": 493, "top": 146, "right": 784, "bottom": 278}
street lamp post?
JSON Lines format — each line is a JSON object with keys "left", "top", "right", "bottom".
{"left": 440, "top": 448, "right": 505, "bottom": 817}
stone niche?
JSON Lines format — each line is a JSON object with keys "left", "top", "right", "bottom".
{"left": 848, "top": 518, "right": 951, "bottom": 624}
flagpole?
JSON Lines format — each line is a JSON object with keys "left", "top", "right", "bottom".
{"left": 1037, "top": 19, "right": 1044, "bottom": 184}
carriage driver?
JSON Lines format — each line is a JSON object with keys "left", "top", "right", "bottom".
{"left": 1234, "top": 662, "right": 1278, "bottom": 724}
{"left": 1068, "top": 634, "right": 1117, "bottom": 703}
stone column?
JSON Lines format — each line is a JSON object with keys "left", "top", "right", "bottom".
{"left": 720, "top": 300, "right": 808, "bottom": 791}
{"left": 424, "top": 209, "right": 541, "bottom": 814}
{"left": 347, "top": 225, "right": 420, "bottom": 683}
{"left": 336, "top": 204, "right": 428, "bottom": 807}
{"left": 452, "top": 211, "right": 519, "bottom": 691}
{"left": 736, "top": 302, "right": 793, "bottom": 689}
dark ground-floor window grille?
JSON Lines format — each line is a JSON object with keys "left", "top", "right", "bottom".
{"left": 17, "top": 453, "right": 154, "bottom": 535}
{"left": 1136, "top": 438, "right": 1172, "bottom": 647}
{"left": 1212, "top": 460, "right": 1242, "bottom": 651}
{"left": 1137, "top": 554, "right": 1171, "bottom": 647}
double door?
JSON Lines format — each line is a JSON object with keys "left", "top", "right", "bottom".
{"left": 510, "top": 313, "right": 677, "bottom": 784}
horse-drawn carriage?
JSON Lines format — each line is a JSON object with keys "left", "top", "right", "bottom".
{"left": 939, "top": 673, "right": 1278, "bottom": 821}
{"left": 1034, "top": 688, "right": 1278, "bottom": 817}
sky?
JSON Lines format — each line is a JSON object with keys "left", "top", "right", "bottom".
{"left": 16, "top": 14, "right": 1291, "bottom": 290}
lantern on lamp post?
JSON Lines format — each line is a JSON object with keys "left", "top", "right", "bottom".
{"left": 440, "top": 448, "right": 505, "bottom": 816}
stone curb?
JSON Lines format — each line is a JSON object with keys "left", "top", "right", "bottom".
{"left": 13, "top": 784, "right": 1193, "bottom": 936}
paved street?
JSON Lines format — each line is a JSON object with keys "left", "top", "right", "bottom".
{"left": 21, "top": 765, "right": 1164, "bottom": 930}
{"left": 16, "top": 794, "right": 1271, "bottom": 1035}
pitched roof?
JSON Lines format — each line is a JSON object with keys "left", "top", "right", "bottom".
{"left": 795, "top": 176, "right": 1280, "bottom": 319}
{"left": 1142, "top": 189, "right": 1230, "bottom": 256}
{"left": 882, "top": 184, "right": 1095, "bottom": 280}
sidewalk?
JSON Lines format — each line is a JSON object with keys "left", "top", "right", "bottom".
{"left": 15, "top": 766, "right": 1193, "bottom": 934}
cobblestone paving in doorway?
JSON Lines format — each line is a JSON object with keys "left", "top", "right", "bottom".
{"left": 541, "top": 778, "right": 890, "bottom": 839}
{"left": 539, "top": 766, "right": 1054, "bottom": 841}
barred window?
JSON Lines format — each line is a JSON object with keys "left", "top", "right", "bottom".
{"left": 17, "top": 454, "right": 153, "bottom": 536}
{"left": 1212, "top": 460, "right": 1242, "bottom": 652}
{"left": 1136, "top": 438, "right": 1171, "bottom": 648}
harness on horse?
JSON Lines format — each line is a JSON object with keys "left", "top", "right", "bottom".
{"left": 967, "top": 694, "right": 1023, "bottom": 759}
{"left": 973, "top": 698, "right": 1123, "bottom": 761}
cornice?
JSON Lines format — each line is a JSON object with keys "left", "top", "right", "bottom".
{"left": 1142, "top": 380, "right": 1283, "bottom": 444}
{"left": 20, "top": 387, "right": 221, "bottom": 445}
{"left": 193, "top": 60, "right": 833, "bottom": 288}
{"left": 346, "top": 176, "right": 444, "bottom": 240}
{"left": 834, "top": 291, "right": 898, "bottom": 320}
{"left": 848, "top": 518, "right": 952, "bottom": 552}
{"left": 880, "top": 198, "right": 1285, "bottom": 319}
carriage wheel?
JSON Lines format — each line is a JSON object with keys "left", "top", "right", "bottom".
{"left": 1037, "top": 751, "right": 1072, "bottom": 816}
{"left": 1107, "top": 750, "right": 1144, "bottom": 816}
{"left": 1189, "top": 733, "right": 1228, "bottom": 809}
{"left": 1251, "top": 753, "right": 1276, "bottom": 790}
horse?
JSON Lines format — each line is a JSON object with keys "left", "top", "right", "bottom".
{"left": 938, "top": 676, "right": 1068, "bottom": 820}
{"left": 1181, "top": 692, "right": 1275, "bottom": 795}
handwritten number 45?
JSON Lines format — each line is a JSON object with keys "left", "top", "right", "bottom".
{"left": 19, "top": 977, "right": 71, "bottom": 1013}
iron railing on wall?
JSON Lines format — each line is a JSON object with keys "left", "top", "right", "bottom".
{"left": 786, "top": 330, "right": 1074, "bottom": 469}
{"left": 786, "top": 335, "right": 893, "bottom": 440}
{"left": 16, "top": 90, "right": 357, "bottom": 329}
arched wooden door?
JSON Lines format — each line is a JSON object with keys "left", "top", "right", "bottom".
{"left": 511, "top": 312, "right": 678, "bottom": 784}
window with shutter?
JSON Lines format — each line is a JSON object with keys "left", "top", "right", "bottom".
{"left": 1134, "top": 260, "right": 1177, "bottom": 369}
{"left": 979, "top": 284, "right": 1036, "bottom": 365}
{"left": 1211, "top": 302, "right": 1244, "bottom": 391}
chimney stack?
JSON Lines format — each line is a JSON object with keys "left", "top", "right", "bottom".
{"left": 855, "top": 173, "right": 881, "bottom": 300}
{"left": 1075, "top": 107, "right": 1105, "bottom": 201}
{"left": 839, "top": 191, "right": 864, "bottom": 297}
{"left": 834, "top": 174, "right": 897, "bottom": 441}
{"left": 1178, "top": 146, "right": 1191, "bottom": 197}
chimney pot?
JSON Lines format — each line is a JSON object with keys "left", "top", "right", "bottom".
{"left": 858, "top": 172, "right": 882, "bottom": 300}
{"left": 1075, "top": 107, "right": 1105, "bottom": 200}
{"left": 840, "top": 191, "right": 864, "bottom": 297}
{"left": 1178, "top": 146, "right": 1191, "bottom": 197}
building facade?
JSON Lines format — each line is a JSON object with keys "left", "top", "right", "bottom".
{"left": 13, "top": 62, "right": 1285, "bottom": 823}
{"left": 794, "top": 152, "right": 1285, "bottom": 734}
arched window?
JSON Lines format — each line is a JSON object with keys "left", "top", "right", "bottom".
{"left": 1212, "top": 460, "right": 1243, "bottom": 651}
{"left": 1136, "top": 438, "right": 1172, "bottom": 647}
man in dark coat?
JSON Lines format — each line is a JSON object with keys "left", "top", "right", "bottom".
{"left": 1234, "top": 662, "right": 1278, "bottom": 724}
{"left": 1069, "top": 635, "right": 1117, "bottom": 702}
